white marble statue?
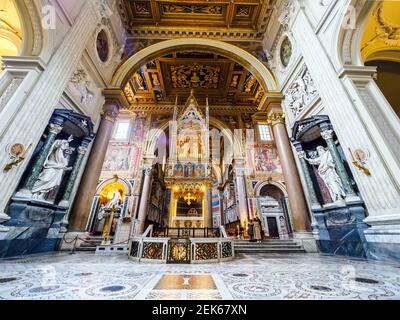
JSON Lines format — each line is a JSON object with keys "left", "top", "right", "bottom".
{"left": 32, "top": 136, "right": 73, "bottom": 201}
{"left": 305, "top": 146, "right": 346, "bottom": 202}
{"left": 98, "top": 191, "right": 122, "bottom": 220}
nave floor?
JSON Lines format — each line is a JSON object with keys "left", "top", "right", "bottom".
{"left": 0, "top": 252, "right": 400, "bottom": 300}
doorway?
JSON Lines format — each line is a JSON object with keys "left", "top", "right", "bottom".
{"left": 267, "top": 217, "right": 279, "bottom": 239}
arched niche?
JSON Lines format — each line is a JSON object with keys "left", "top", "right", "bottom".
{"left": 254, "top": 180, "right": 288, "bottom": 198}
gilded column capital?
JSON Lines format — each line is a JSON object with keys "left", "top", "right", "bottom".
{"left": 267, "top": 112, "right": 286, "bottom": 126}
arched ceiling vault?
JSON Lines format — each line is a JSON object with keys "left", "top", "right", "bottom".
{"left": 361, "top": 0, "right": 400, "bottom": 63}
{"left": 111, "top": 38, "right": 279, "bottom": 110}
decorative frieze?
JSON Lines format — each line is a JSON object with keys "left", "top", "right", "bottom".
{"left": 284, "top": 68, "right": 318, "bottom": 117}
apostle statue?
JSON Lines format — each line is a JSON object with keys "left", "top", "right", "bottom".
{"left": 32, "top": 136, "right": 74, "bottom": 201}
{"left": 98, "top": 190, "right": 123, "bottom": 243}
{"left": 304, "top": 146, "right": 346, "bottom": 202}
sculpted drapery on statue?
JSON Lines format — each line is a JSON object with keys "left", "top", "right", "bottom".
{"left": 32, "top": 136, "right": 74, "bottom": 201}
{"left": 304, "top": 146, "right": 346, "bottom": 202}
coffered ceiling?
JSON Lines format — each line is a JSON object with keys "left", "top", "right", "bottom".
{"left": 117, "top": 0, "right": 275, "bottom": 60}
{"left": 123, "top": 51, "right": 264, "bottom": 108}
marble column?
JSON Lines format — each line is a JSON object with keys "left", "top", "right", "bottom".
{"left": 234, "top": 163, "right": 249, "bottom": 225}
{"left": 59, "top": 137, "right": 92, "bottom": 211}
{"left": 320, "top": 128, "right": 357, "bottom": 198}
{"left": 68, "top": 101, "right": 120, "bottom": 231}
{"left": 15, "top": 117, "right": 64, "bottom": 198}
{"left": 206, "top": 189, "right": 213, "bottom": 228}
{"left": 267, "top": 110, "right": 311, "bottom": 233}
{"left": 219, "top": 189, "right": 225, "bottom": 226}
{"left": 0, "top": 0, "right": 110, "bottom": 213}
{"left": 137, "top": 159, "right": 155, "bottom": 234}
{"left": 293, "top": 143, "right": 321, "bottom": 209}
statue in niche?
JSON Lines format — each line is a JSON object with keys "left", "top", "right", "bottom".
{"left": 97, "top": 190, "right": 123, "bottom": 240}
{"left": 32, "top": 136, "right": 74, "bottom": 201}
{"left": 304, "top": 146, "right": 346, "bottom": 202}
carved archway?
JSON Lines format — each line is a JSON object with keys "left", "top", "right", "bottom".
{"left": 254, "top": 180, "right": 288, "bottom": 197}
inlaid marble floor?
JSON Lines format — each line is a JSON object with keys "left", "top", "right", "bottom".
{"left": 1, "top": 252, "right": 400, "bottom": 300}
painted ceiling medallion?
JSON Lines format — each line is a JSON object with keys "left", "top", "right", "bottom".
{"left": 280, "top": 36, "right": 292, "bottom": 67}
{"left": 96, "top": 30, "right": 109, "bottom": 63}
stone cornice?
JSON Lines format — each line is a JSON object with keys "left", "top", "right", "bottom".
{"left": 103, "top": 87, "right": 130, "bottom": 109}
{"left": 125, "top": 104, "right": 259, "bottom": 114}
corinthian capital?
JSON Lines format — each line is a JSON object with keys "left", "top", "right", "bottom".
{"left": 48, "top": 123, "right": 63, "bottom": 135}
{"left": 144, "top": 167, "right": 152, "bottom": 176}
{"left": 297, "top": 151, "right": 306, "bottom": 159}
{"left": 321, "top": 129, "right": 334, "bottom": 140}
{"left": 267, "top": 112, "right": 286, "bottom": 126}
{"left": 101, "top": 103, "right": 119, "bottom": 123}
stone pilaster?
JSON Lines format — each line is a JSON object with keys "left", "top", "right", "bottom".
{"left": 234, "top": 162, "right": 249, "bottom": 226}
{"left": 137, "top": 158, "right": 155, "bottom": 234}
{"left": 0, "top": 0, "right": 110, "bottom": 213}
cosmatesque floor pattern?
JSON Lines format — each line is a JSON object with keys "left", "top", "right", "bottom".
{"left": 0, "top": 252, "right": 400, "bottom": 300}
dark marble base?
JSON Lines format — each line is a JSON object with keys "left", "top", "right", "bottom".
{"left": 313, "top": 200, "right": 369, "bottom": 258}
{"left": 366, "top": 240, "right": 400, "bottom": 261}
{"left": 0, "top": 199, "right": 67, "bottom": 258}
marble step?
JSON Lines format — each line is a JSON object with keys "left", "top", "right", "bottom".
{"left": 235, "top": 245, "right": 303, "bottom": 249}
{"left": 235, "top": 248, "right": 306, "bottom": 253}
{"left": 233, "top": 240, "right": 306, "bottom": 253}
{"left": 234, "top": 240, "right": 295, "bottom": 244}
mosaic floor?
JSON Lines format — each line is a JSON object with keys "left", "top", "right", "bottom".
{"left": 0, "top": 252, "right": 400, "bottom": 300}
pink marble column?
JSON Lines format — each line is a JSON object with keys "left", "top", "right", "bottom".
{"left": 68, "top": 90, "right": 128, "bottom": 231}
{"left": 268, "top": 110, "right": 311, "bottom": 233}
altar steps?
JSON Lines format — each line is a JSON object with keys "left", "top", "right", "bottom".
{"left": 233, "top": 239, "right": 306, "bottom": 254}
{"left": 76, "top": 236, "right": 108, "bottom": 252}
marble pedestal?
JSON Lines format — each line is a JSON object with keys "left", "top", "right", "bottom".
{"left": 0, "top": 199, "right": 67, "bottom": 258}
{"left": 364, "top": 217, "right": 400, "bottom": 261}
{"left": 312, "top": 200, "right": 369, "bottom": 258}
